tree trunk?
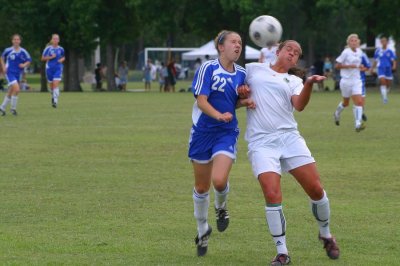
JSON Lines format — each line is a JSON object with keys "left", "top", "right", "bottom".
{"left": 40, "top": 61, "right": 48, "bottom": 92}
{"left": 106, "top": 42, "right": 117, "bottom": 91}
{"left": 64, "top": 49, "right": 82, "bottom": 91}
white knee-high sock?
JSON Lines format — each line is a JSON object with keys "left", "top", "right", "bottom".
{"left": 380, "top": 85, "right": 387, "bottom": 101}
{"left": 310, "top": 190, "right": 331, "bottom": 238}
{"left": 266, "top": 204, "right": 288, "bottom": 255}
{"left": 193, "top": 189, "right": 210, "bottom": 237}
{"left": 1, "top": 95, "right": 11, "bottom": 110}
{"left": 335, "top": 102, "right": 345, "bottom": 116}
{"left": 353, "top": 105, "right": 363, "bottom": 127}
{"left": 53, "top": 88, "right": 60, "bottom": 104}
{"left": 11, "top": 96, "right": 18, "bottom": 110}
{"left": 214, "top": 182, "right": 229, "bottom": 209}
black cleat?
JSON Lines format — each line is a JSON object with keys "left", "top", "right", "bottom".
{"left": 271, "top": 253, "right": 291, "bottom": 266}
{"left": 215, "top": 207, "right": 229, "bottom": 232}
{"left": 362, "top": 113, "right": 367, "bottom": 122}
{"left": 195, "top": 226, "right": 212, "bottom": 257}
{"left": 0, "top": 108, "right": 5, "bottom": 116}
{"left": 319, "top": 234, "right": 340, "bottom": 260}
{"left": 333, "top": 112, "right": 340, "bottom": 126}
{"left": 10, "top": 109, "right": 17, "bottom": 116}
{"left": 52, "top": 103, "right": 57, "bottom": 108}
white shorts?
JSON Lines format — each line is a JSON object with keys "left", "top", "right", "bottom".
{"left": 248, "top": 130, "right": 315, "bottom": 178}
{"left": 340, "top": 78, "right": 362, "bottom": 98}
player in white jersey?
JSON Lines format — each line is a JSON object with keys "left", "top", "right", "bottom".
{"left": 0, "top": 34, "right": 31, "bottom": 116}
{"left": 240, "top": 40, "right": 340, "bottom": 265}
{"left": 333, "top": 34, "right": 365, "bottom": 132}
{"left": 259, "top": 43, "right": 278, "bottom": 64}
{"left": 188, "top": 30, "right": 255, "bottom": 257}
{"left": 41, "top": 34, "right": 65, "bottom": 108}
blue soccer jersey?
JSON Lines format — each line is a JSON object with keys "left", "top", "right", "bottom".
{"left": 191, "top": 59, "right": 246, "bottom": 131}
{"left": 360, "top": 52, "right": 371, "bottom": 82}
{"left": 42, "top": 45, "right": 65, "bottom": 70}
{"left": 1, "top": 47, "right": 31, "bottom": 74}
{"left": 374, "top": 48, "right": 396, "bottom": 68}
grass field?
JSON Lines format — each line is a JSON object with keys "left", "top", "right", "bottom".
{"left": 0, "top": 88, "right": 399, "bottom": 265}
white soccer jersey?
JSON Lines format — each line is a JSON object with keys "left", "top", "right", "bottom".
{"left": 336, "top": 47, "right": 362, "bottom": 80}
{"left": 260, "top": 46, "right": 278, "bottom": 64}
{"left": 245, "top": 63, "right": 303, "bottom": 142}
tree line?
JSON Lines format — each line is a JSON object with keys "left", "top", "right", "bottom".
{"left": 0, "top": 0, "right": 398, "bottom": 91}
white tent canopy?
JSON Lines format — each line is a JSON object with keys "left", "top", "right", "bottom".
{"left": 182, "top": 40, "right": 260, "bottom": 61}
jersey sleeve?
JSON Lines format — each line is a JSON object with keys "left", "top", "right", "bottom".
{"left": 335, "top": 50, "right": 347, "bottom": 64}
{"left": 42, "top": 47, "right": 50, "bottom": 57}
{"left": 23, "top": 49, "right": 32, "bottom": 62}
{"left": 390, "top": 50, "right": 397, "bottom": 60}
{"left": 60, "top": 47, "right": 65, "bottom": 58}
{"left": 1, "top": 49, "right": 9, "bottom": 61}
{"left": 291, "top": 76, "right": 304, "bottom": 96}
{"left": 192, "top": 62, "right": 213, "bottom": 97}
{"left": 361, "top": 53, "right": 371, "bottom": 68}
{"left": 374, "top": 49, "right": 379, "bottom": 59}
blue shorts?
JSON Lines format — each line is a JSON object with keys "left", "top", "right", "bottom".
{"left": 377, "top": 67, "right": 393, "bottom": 80}
{"left": 188, "top": 127, "right": 239, "bottom": 164}
{"left": 46, "top": 67, "right": 63, "bottom": 82}
{"left": 6, "top": 72, "right": 21, "bottom": 86}
{"left": 361, "top": 78, "right": 366, "bottom": 97}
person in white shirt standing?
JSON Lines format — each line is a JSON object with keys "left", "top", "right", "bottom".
{"left": 333, "top": 33, "right": 365, "bottom": 132}
{"left": 239, "top": 40, "right": 340, "bottom": 266}
{"left": 258, "top": 43, "right": 278, "bottom": 65}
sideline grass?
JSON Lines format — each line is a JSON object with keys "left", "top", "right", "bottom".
{"left": 0, "top": 90, "right": 399, "bottom": 265}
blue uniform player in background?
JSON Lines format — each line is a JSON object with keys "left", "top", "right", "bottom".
{"left": 41, "top": 34, "right": 65, "bottom": 108}
{"left": 0, "top": 34, "right": 31, "bottom": 116}
{"left": 372, "top": 36, "right": 397, "bottom": 104}
{"left": 360, "top": 51, "right": 371, "bottom": 121}
{"left": 188, "top": 30, "right": 255, "bottom": 257}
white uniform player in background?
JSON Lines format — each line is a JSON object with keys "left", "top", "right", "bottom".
{"left": 333, "top": 33, "right": 365, "bottom": 132}
{"left": 239, "top": 40, "right": 340, "bottom": 266}
{"left": 259, "top": 43, "right": 278, "bottom": 65}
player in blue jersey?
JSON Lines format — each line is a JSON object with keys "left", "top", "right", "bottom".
{"left": 188, "top": 30, "right": 255, "bottom": 257}
{"left": 372, "top": 36, "right": 397, "bottom": 104}
{"left": 360, "top": 50, "right": 371, "bottom": 121}
{"left": 41, "top": 34, "right": 65, "bottom": 108}
{"left": 0, "top": 34, "right": 31, "bottom": 116}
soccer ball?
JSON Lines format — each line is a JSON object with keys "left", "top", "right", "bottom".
{"left": 249, "top": 15, "right": 282, "bottom": 48}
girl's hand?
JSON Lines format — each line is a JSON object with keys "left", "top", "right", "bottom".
{"left": 237, "top": 84, "right": 250, "bottom": 99}
{"left": 217, "top": 112, "right": 233, "bottom": 122}
{"left": 239, "top": 98, "right": 256, "bottom": 109}
{"left": 306, "top": 75, "right": 326, "bottom": 84}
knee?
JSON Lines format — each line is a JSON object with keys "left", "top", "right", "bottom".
{"left": 342, "top": 101, "right": 349, "bottom": 107}
{"left": 195, "top": 184, "right": 210, "bottom": 194}
{"left": 265, "top": 188, "right": 282, "bottom": 204}
{"left": 308, "top": 183, "right": 324, "bottom": 201}
{"left": 213, "top": 179, "right": 227, "bottom": 192}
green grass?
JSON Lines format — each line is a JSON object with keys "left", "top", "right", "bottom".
{"left": 0, "top": 89, "right": 399, "bottom": 265}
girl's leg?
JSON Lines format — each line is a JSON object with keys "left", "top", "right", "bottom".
{"left": 259, "top": 172, "right": 289, "bottom": 256}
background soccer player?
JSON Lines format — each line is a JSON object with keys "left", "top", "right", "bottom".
{"left": 188, "top": 30, "right": 255, "bottom": 257}
{"left": 258, "top": 42, "right": 278, "bottom": 65}
{"left": 372, "top": 36, "right": 397, "bottom": 104}
{"left": 243, "top": 40, "right": 339, "bottom": 265}
{"left": 41, "top": 34, "right": 65, "bottom": 108}
{"left": 333, "top": 33, "right": 365, "bottom": 132}
{"left": 0, "top": 34, "right": 31, "bottom": 116}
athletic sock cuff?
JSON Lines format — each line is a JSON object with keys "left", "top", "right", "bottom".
{"left": 193, "top": 188, "right": 209, "bottom": 199}
{"left": 310, "top": 190, "right": 328, "bottom": 204}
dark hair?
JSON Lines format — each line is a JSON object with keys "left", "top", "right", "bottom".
{"left": 288, "top": 67, "right": 306, "bottom": 83}
{"left": 278, "top": 40, "right": 303, "bottom": 56}
{"left": 11, "top": 34, "right": 22, "bottom": 41}
{"left": 214, "top": 30, "right": 240, "bottom": 54}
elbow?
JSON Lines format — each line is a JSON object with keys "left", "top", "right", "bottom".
{"left": 295, "top": 106, "right": 305, "bottom": 112}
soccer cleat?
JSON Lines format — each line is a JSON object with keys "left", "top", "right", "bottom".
{"left": 52, "top": 102, "right": 57, "bottom": 108}
{"left": 195, "top": 225, "right": 212, "bottom": 256}
{"left": 383, "top": 99, "right": 388, "bottom": 104}
{"left": 362, "top": 113, "right": 367, "bottom": 122}
{"left": 0, "top": 108, "right": 5, "bottom": 116}
{"left": 215, "top": 207, "right": 229, "bottom": 232}
{"left": 355, "top": 123, "right": 366, "bottom": 132}
{"left": 10, "top": 109, "right": 17, "bottom": 116}
{"left": 319, "top": 234, "right": 340, "bottom": 260}
{"left": 270, "top": 253, "right": 291, "bottom": 266}
{"left": 333, "top": 112, "right": 340, "bottom": 126}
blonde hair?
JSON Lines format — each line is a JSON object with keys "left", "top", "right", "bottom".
{"left": 214, "top": 30, "right": 240, "bottom": 54}
{"left": 346, "top": 33, "right": 359, "bottom": 45}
